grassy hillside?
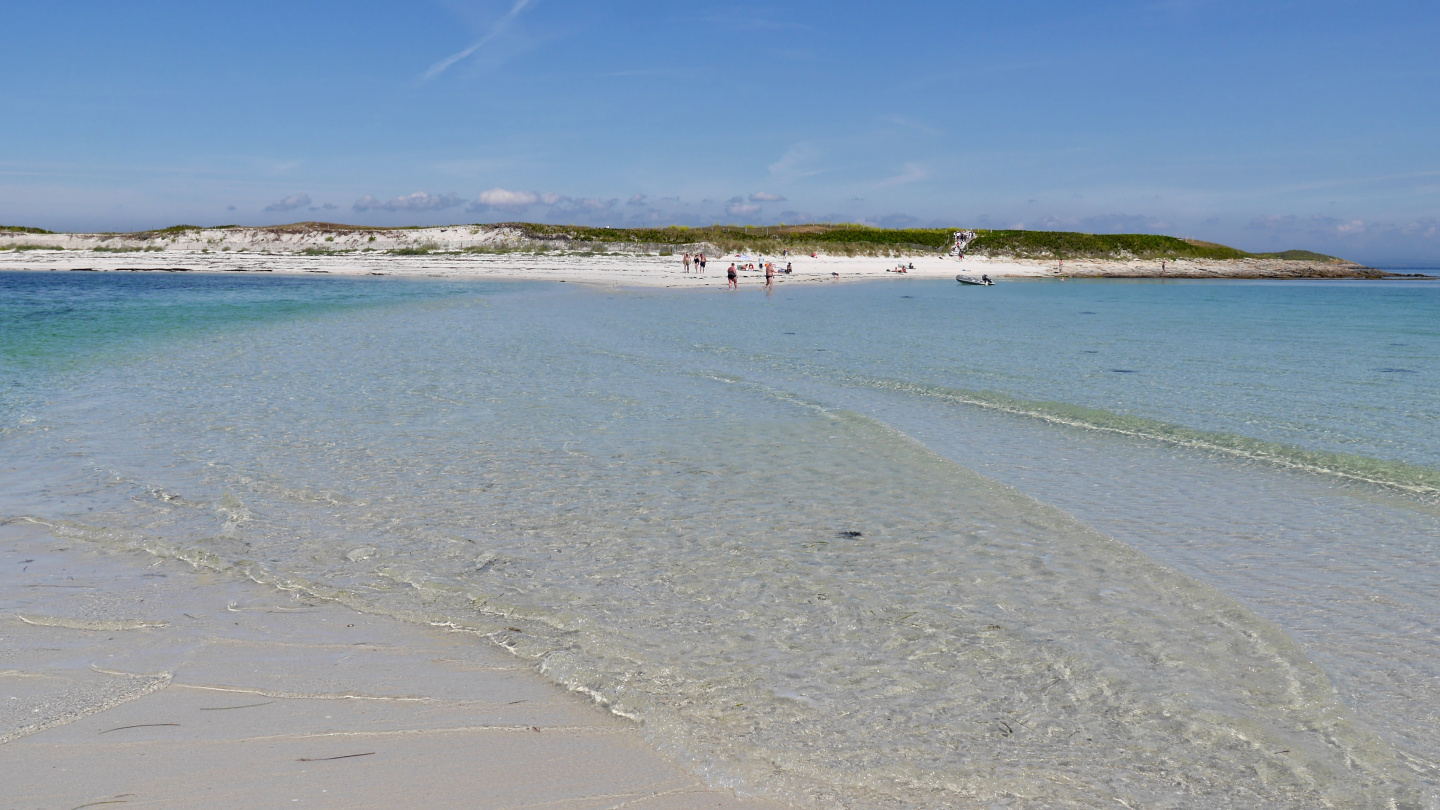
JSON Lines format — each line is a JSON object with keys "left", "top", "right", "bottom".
{"left": 514, "top": 223, "right": 954, "bottom": 255}
{"left": 0, "top": 225, "right": 53, "bottom": 234}
{"left": 963, "top": 231, "right": 1251, "bottom": 260}
{"left": 515, "top": 223, "right": 1344, "bottom": 261}
{"left": 1248, "top": 249, "right": 1345, "bottom": 262}
{"left": 10, "top": 220, "right": 1346, "bottom": 263}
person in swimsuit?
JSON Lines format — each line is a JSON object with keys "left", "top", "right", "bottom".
{"left": 699, "top": 253, "right": 707, "bottom": 274}
{"left": 764, "top": 262, "right": 775, "bottom": 290}
{"left": 683, "top": 252, "right": 691, "bottom": 273}
{"left": 727, "top": 263, "right": 738, "bottom": 289}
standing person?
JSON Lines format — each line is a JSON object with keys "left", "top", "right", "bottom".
{"left": 683, "top": 252, "right": 691, "bottom": 273}
{"left": 764, "top": 262, "right": 775, "bottom": 290}
{"left": 727, "top": 263, "right": 738, "bottom": 289}
{"left": 699, "top": 253, "right": 707, "bottom": 274}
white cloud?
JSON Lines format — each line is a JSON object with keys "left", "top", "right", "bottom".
{"left": 1400, "top": 218, "right": 1438, "bottom": 238}
{"left": 466, "top": 189, "right": 619, "bottom": 217}
{"left": 424, "top": 0, "right": 540, "bottom": 80}
{"left": 474, "top": 187, "right": 540, "bottom": 209}
{"left": 353, "top": 192, "right": 463, "bottom": 212}
{"left": 626, "top": 194, "right": 648, "bottom": 206}
{"left": 749, "top": 192, "right": 786, "bottom": 202}
{"left": 768, "top": 142, "right": 824, "bottom": 180}
{"left": 564, "top": 197, "right": 618, "bottom": 213}
{"left": 725, "top": 197, "right": 762, "bottom": 217}
{"left": 264, "top": 192, "right": 311, "bottom": 212}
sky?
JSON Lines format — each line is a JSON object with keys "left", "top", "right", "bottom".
{"left": 2, "top": 0, "right": 1438, "bottom": 265}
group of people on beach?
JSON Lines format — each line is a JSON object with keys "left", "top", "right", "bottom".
{"left": 685, "top": 252, "right": 795, "bottom": 290}
{"left": 723, "top": 259, "right": 792, "bottom": 290}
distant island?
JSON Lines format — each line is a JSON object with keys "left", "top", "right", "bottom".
{"left": 0, "top": 221, "right": 1418, "bottom": 282}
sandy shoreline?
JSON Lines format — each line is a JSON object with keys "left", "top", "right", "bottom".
{"left": 0, "top": 225, "right": 1401, "bottom": 285}
{"left": 0, "top": 249, "right": 1400, "bottom": 288}
{"left": 0, "top": 247, "right": 1025, "bottom": 288}
{"left": 0, "top": 521, "right": 783, "bottom": 809}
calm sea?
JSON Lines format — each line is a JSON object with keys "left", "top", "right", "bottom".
{"left": 2, "top": 270, "right": 1437, "bottom": 808}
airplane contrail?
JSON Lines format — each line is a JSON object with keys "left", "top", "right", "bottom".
{"left": 423, "top": 0, "right": 539, "bottom": 80}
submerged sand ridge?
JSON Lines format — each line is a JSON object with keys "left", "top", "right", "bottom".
{"left": 0, "top": 224, "right": 1387, "bottom": 284}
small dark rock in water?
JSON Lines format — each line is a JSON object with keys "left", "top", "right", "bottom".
{"left": 783, "top": 332, "right": 796, "bottom": 335}
{"left": 1109, "top": 369, "right": 1138, "bottom": 374}
{"left": 1079, "top": 311, "right": 1096, "bottom": 314}
{"left": 1378, "top": 368, "right": 1418, "bottom": 373}
{"left": 901, "top": 295, "right": 913, "bottom": 299}
{"left": 837, "top": 530, "right": 863, "bottom": 538}
{"left": 1081, "top": 350, "right": 1099, "bottom": 354}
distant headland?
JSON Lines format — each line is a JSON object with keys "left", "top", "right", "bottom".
{"left": 0, "top": 222, "right": 1421, "bottom": 283}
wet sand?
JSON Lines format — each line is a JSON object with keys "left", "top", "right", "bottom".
{"left": 0, "top": 521, "right": 783, "bottom": 809}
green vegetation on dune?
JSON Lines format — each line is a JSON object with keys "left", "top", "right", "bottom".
{"left": 0, "top": 244, "right": 63, "bottom": 251}
{"left": 389, "top": 244, "right": 439, "bottom": 255}
{"left": 511, "top": 223, "right": 954, "bottom": 255}
{"left": 1, "top": 225, "right": 54, "bottom": 234}
{"left": 963, "top": 230, "right": 1251, "bottom": 260}
{"left": 131, "top": 225, "right": 202, "bottom": 236}
{"left": 511, "top": 223, "right": 1342, "bottom": 261}
{"left": 14, "top": 221, "right": 1345, "bottom": 263}
{"left": 1249, "top": 249, "right": 1345, "bottom": 262}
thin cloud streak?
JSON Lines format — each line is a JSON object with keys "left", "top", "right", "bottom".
{"left": 873, "top": 163, "right": 929, "bottom": 188}
{"left": 423, "top": 0, "right": 539, "bottom": 80}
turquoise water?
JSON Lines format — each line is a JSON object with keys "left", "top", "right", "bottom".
{"left": 2, "top": 270, "right": 1438, "bottom": 808}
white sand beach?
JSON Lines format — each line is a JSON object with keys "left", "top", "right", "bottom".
{"left": 0, "top": 521, "right": 783, "bottom": 809}
{"left": 0, "top": 245, "right": 1041, "bottom": 287}
{"left": 0, "top": 225, "right": 1378, "bottom": 285}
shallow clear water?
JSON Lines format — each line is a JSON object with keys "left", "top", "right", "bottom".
{"left": 2, "top": 271, "right": 1438, "bottom": 808}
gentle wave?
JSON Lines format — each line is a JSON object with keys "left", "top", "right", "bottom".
{"left": 11, "top": 406, "right": 1425, "bottom": 807}
{"left": 858, "top": 376, "right": 1440, "bottom": 497}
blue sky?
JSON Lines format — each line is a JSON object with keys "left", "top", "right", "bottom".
{"left": 3, "top": 1, "right": 1437, "bottom": 264}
